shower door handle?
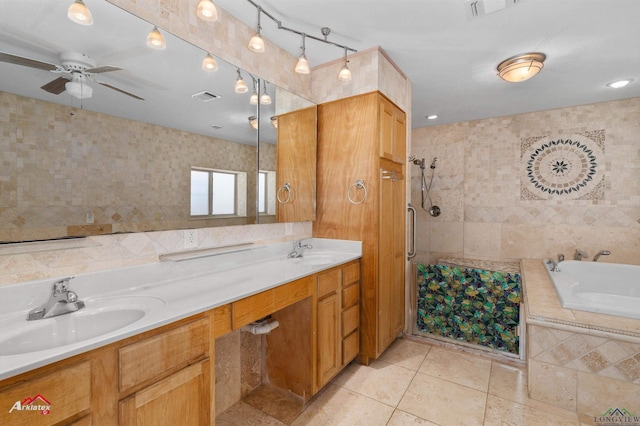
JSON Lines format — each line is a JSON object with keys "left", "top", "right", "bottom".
{"left": 407, "top": 203, "right": 417, "bottom": 259}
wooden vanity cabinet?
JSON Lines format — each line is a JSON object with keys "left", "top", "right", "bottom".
{"left": 315, "top": 92, "right": 406, "bottom": 364}
{"left": 316, "top": 260, "right": 361, "bottom": 389}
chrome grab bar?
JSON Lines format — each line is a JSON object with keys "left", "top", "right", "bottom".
{"left": 407, "top": 203, "right": 417, "bottom": 259}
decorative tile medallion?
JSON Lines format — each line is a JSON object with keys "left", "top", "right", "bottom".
{"left": 521, "top": 131, "right": 605, "bottom": 200}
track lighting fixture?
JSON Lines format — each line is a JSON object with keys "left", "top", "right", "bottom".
{"left": 146, "top": 26, "right": 166, "bottom": 50}
{"left": 202, "top": 53, "right": 218, "bottom": 72}
{"left": 234, "top": 68, "right": 248, "bottom": 93}
{"left": 338, "top": 48, "right": 352, "bottom": 82}
{"left": 497, "top": 52, "right": 546, "bottom": 83}
{"left": 242, "top": 1, "right": 356, "bottom": 80}
{"left": 196, "top": 0, "right": 218, "bottom": 22}
{"left": 248, "top": 7, "right": 265, "bottom": 53}
{"left": 295, "top": 34, "right": 310, "bottom": 74}
{"left": 260, "top": 81, "right": 271, "bottom": 105}
{"left": 67, "top": 0, "right": 93, "bottom": 26}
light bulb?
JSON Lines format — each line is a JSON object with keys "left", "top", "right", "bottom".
{"left": 295, "top": 55, "right": 310, "bottom": 74}
{"left": 248, "top": 33, "right": 265, "bottom": 53}
{"left": 338, "top": 65, "right": 352, "bottom": 82}
{"left": 196, "top": 0, "right": 218, "bottom": 22}
{"left": 146, "top": 26, "right": 166, "bottom": 50}
{"left": 67, "top": 0, "right": 93, "bottom": 26}
{"left": 202, "top": 54, "right": 218, "bottom": 72}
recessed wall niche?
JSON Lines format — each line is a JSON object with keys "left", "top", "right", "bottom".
{"left": 520, "top": 130, "right": 605, "bottom": 201}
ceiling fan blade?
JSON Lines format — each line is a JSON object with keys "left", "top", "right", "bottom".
{"left": 97, "top": 81, "right": 144, "bottom": 100}
{"left": 41, "top": 76, "right": 70, "bottom": 94}
{"left": 0, "top": 51, "right": 59, "bottom": 71}
{"left": 85, "top": 65, "right": 123, "bottom": 74}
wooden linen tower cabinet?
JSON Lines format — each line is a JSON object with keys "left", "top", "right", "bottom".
{"left": 314, "top": 91, "right": 406, "bottom": 365}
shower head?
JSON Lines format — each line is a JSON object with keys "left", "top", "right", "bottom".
{"left": 412, "top": 158, "right": 426, "bottom": 169}
{"left": 430, "top": 157, "right": 438, "bottom": 169}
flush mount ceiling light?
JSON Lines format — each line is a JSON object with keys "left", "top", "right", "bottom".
{"left": 196, "top": 0, "right": 218, "bottom": 22}
{"left": 497, "top": 52, "right": 546, "bottom": 83}
{"left": 606, "top": 79, "right": 633, "bottom": 89}
{"left": 202, "top": 53, "right": 218, "bottom": 72}
{"left": 67, "top": 0, "right": 93, "bottom": 26}
{"left": 427, "top": 114, "right": 438, "bottom": 120}
{"left": 234, "top": 68, "right": 248, "bottom": 93}
{"left": 146, "top": 26, "right": 166, "bottom": 50}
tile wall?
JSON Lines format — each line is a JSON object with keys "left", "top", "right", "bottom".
{"left": 411, "top": 97, "right": 640, "bottom": 266}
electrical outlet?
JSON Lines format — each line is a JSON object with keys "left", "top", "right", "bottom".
{"left": 85, "top": 211, "right": 94, "bottom": 224}
{"left": 184, "top": 229, "right": 197, "bottom": 248}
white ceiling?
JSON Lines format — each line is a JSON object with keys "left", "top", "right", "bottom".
{"left": 215, "top": 0, "right": 640, "bottom": 128}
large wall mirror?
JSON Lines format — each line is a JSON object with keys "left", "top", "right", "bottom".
{"left": 0, "top": 0, "right": 316, "bottom": 243}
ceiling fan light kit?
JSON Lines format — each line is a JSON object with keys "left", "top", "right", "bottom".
{"left": 65, "top": 79, "right": 93, "bottom": 99}
{"left": 497, "top": 52, "right": 546, "bottom": 82}
{"left": 67, "top": 0, "right": 93, "bottom": 26}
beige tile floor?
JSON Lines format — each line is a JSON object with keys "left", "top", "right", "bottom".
{"left": 216, "top": 337, "right": 585, "bottom": 425}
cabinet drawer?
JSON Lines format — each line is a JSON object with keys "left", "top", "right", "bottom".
{"left": 342, "top": 330, "right": 359, "bottom": 365}
{"left": 214, "top": 304, "right": 232, "bottom": 338}
{"left": 119, "top": 319, "right": 209, "bottom": 393}
{"left": 274, "top": 276, "right": 312, "bottom": 312}
{"left": 342, "top": 262, "right": 360, "bottom": 286}
{"left": 317, "top": 268, "right": 341, "bottom": 298}
{"left": 342, "top": 283, "right": 359, "bottom": 309}
{"left": 232, "top": 289, "right": 275, "bottom": 329}
{"left": 0, "top": 361, "right": 91, "bottom": 426}
{"left": 342, "top": 304, "right": 359, "bottom": 336}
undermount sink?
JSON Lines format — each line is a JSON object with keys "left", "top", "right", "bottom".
{"left": 0, "top": 296, "right": 165, "bottom": 356}
{"left": 300, "top": 253, "right": 337, "bottom": 266}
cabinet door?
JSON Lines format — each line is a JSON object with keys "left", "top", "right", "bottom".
{"left": 378, "top": 166, "right": 405, "bottom": 353}
{"left": 276, "top": 106, "right": 317, "bottom": 222}
{"left": 119, "top": 360, "right": 210, "bottom": 426}
{"left": 379, "top": 97, "right": 395, "bottom": 161}
{"left": 317, "top": 293, "right": 340, "bottom": 387}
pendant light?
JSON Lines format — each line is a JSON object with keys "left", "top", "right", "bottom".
{"left": 67, "top": 0, "right": 93, "bottom": 26}
{"left": 260, "top": 81, "right": 272, "bottom": 105}
{"left": 202, "top": 53, "right": 218, "bottom": 72}
{"left": 295, "top": 34, "right": 310, "bottom": 74}
{"left": 248, "top": 7, "right": 265, "bottom": 53}
{"left": 146, "top": 26, "right": 166, "bottom": 50}
{"left": 248, "top": 116, "right": 258, "bottom": 130}
{"left": 250, "top": 78, "right": 259, "bottom": 105}
{"left": 196, "top": 0, "right": 218, "bottom": 22}
{"left": 234, "top": 68, "right": 248, "bottom": 93}
{"left": 497, "top": 53, "right": 546, "bottom": 83}
{"left": 338, "top": 48, "right": 352, "bottom": 82}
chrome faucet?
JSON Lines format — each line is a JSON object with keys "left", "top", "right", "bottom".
{"left": 574, "top": 249, "right": 589, "bottom": 261}
{"left": 546, "top": 259, "right": 561, "bottom": 272}
{"left": 27, "top": 277, "right": 85, "bottom": 321}
{"left": 287, "top": 240, "right": 313, "bottom": 258}
{"left": 593, "top": 250, "right": 611, "bottom": 262}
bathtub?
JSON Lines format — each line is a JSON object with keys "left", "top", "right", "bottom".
{"left": 543, "top": 260, "right": 640, "bottom": 319}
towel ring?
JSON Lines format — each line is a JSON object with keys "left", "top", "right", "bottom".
{"left": 277, "top": 182, "right": 291, "bottom": 204}
{"left": 347, "top": 179, "right": 367, "bottom": 205}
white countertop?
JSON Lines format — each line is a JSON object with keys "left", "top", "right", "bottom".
{"left": 0, "top": 238, "right": 362, "bottom": 380}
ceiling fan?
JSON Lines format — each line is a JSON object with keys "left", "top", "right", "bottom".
{"left": 0, "top": 51, "right": 144, "bottom": 100}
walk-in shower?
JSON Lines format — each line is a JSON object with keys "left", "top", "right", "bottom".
{"left": 409, "top": 155, "right": 440, "bottom": 217}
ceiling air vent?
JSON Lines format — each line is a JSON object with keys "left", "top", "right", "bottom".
{"left": 464, "top": 0, "right": 523, "bottom": 19}
{"left": 191, "top": 91, "right": 221, "bottom": 102}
